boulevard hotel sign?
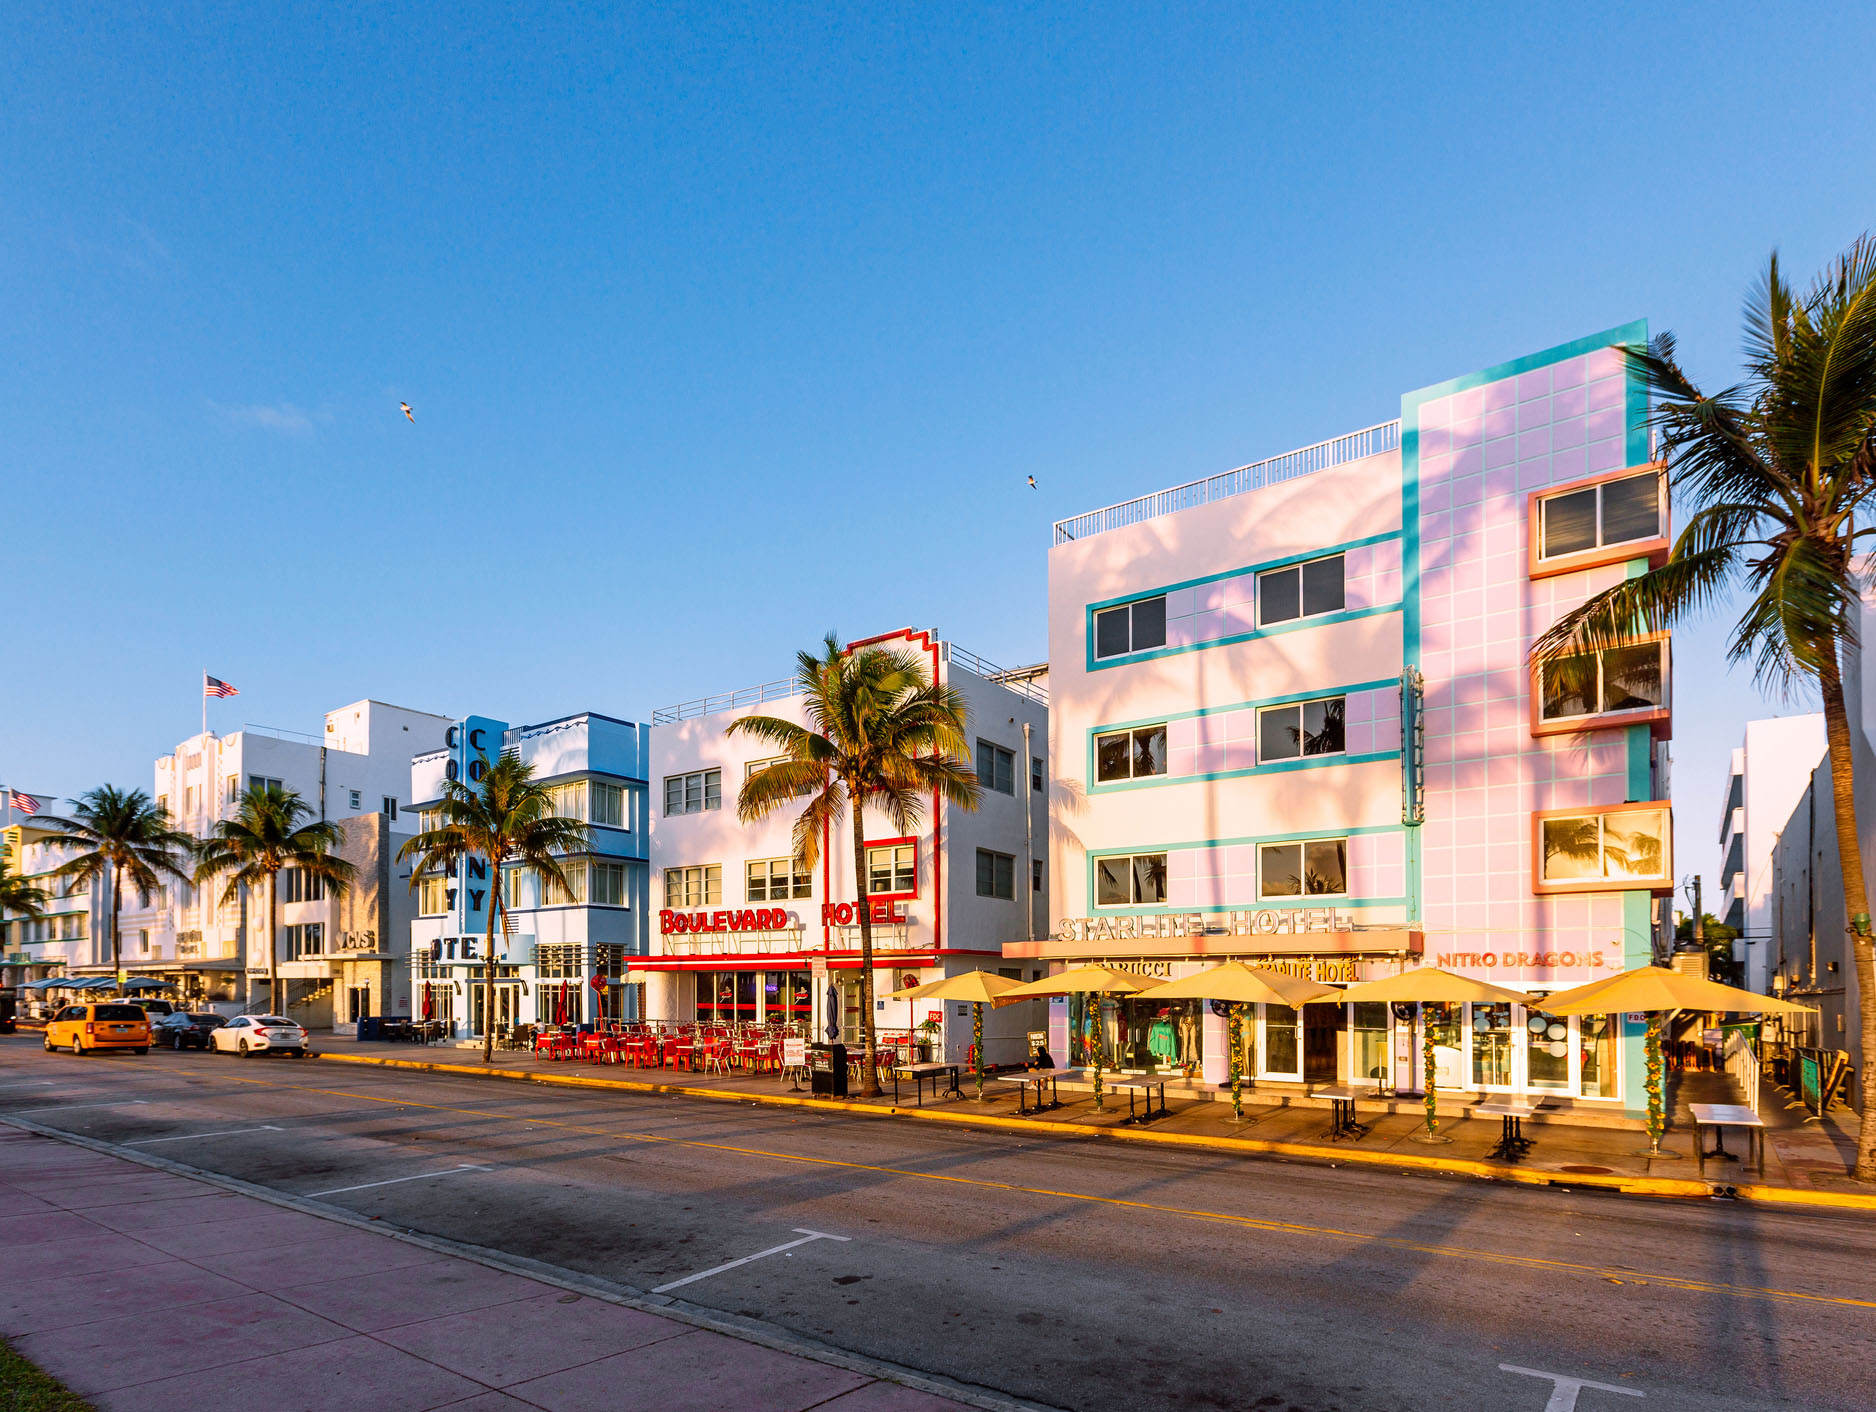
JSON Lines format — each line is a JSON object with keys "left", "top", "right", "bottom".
{"left": 1005, "top": 909, "right": 1422, "bottom": 963}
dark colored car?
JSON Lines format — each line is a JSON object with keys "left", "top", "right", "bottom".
{"left": 152, "top": 1011, "right": 227, "bottom": 1050}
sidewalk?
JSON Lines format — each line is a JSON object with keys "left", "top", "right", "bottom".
{"left": 322, "top": 1046, "right": 1876, "bottom": 1207}
{"left": 0, "top": 1125, "right": 976, "bottom": 1412}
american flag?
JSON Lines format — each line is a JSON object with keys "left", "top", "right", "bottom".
{"left": 8, "top": 790, "right": 40, "bottom": 817}
{"left": 203, "top": 675, "right": 239, "bottom": 699}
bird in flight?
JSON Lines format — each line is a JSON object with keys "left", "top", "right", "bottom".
{"left": 1026, "top": 475, "right": 1037, "bottom": 490}
{"left": 400, "top": 402, "right": 415, "bottom": 423}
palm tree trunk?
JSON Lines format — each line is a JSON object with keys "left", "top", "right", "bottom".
{"left": 849, "top": 811, "right": 880, "bottom": 1098}
{"left": 268, "top": 872, "right": 280, "bottom": 1015}
{"left": 482, "top": 861, "right": 501, "bottom": 1065}
{"left": 1816, "top": 657, "right": 1876, "bottom": 1181}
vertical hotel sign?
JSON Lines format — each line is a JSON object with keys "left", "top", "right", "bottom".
{"left": 445, "top": 716, "right": 506, "bottom": 939}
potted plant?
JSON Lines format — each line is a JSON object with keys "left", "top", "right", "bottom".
{"left": 915, "top": 1014, "right": 942, "bottom": 1063}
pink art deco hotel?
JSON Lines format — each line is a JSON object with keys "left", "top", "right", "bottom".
{"left": 1023, "top": 323, "right": 1671, "bottom": 1119}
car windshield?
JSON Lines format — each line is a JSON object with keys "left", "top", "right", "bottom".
{"left": 94, "top": 1006, "right": 145, "bottom": 1021}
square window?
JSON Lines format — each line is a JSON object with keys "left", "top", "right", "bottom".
{"left": 1258, "top": 565, "right": 1301, "bottom": 624}
{"left": 1600, "top": 474, "right": 1659, "bottom": 545}
{"left": 1095, "top": 606, "right": 1132, "bottom": 659}
{"left": 1095, "top": 856, "right": 1130, "bottom": 906}
{"left": 1259, "top": 838, "right": 1348, "bottom": 898}
{"left": 1540, "top": 487, "right": 1599, "bottom": 558}
{"left": 1301, "top": 555, "right": 1345, "bottom": 616}
{"left": 1130, "top": 596, "right": 1166, "bottom": 651}
{"left": 975, "top": 849, "right": 1015, "bottom": 900}
{"left": 977, "top": 741, "right": 1016, "bottom": 795}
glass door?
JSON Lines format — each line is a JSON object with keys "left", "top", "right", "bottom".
{"left": 1258, "top": 1003, "right": 1301, "bottom": 1079}
{"left": 1350, "top": 1002, "right": 1390, "bottom": 1084}
{"left": 1525, "top": 1006, "right": 1574, "bottom": 1093}
{"left": 1471, "top": 1002, "right": 1516, "bottom": 1090}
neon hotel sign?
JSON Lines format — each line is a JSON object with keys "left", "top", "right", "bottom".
{"left": 659, "top": 899, "right": 908, "bottom": 936}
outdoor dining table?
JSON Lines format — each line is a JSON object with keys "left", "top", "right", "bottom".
{"left": 1474, "top": 1098, "right": 1542, "bottom": 1159}
{"left": 1314, "top": 1083, "right": 1379, "bottom": 1141}
{"left": 994, "top": 1069, "right": 1065, "bottom": 1115}
{"left": 889, "top": 1061, "right": 963, "bottom": 1105}
{"left": 1691, "top": 1102, "right": 1767, "bottom": 1177}
{"left": 1107, "top": 1074, "right": 1170, "bottom": 1125}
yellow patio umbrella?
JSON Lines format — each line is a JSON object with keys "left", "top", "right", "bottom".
{"left": 997, "top": 964, "right": 1166, "bottom": 1109}
{"left": 1148, "top": 963, "right": 1345, "bottom": 1120}
{"left": 1539, "top": 966, "right": 1815, "bottom": 1158}
{"left": 1340, "top": 966, "right": 1529, "bottom": 1143}
{"left": 887, "top": 970, "right": 1028, "bottom": 1096}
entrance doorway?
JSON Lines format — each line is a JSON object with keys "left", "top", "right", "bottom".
{"left": 1303, "top": 1003, "right": 1343, "bottom": 1082}
{"left": 471, "top": 981, "right": 521, "bottom": 1037}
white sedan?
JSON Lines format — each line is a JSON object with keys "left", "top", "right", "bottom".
{"left": 210, "top": 1014, "right": 309, "bottom": 1058}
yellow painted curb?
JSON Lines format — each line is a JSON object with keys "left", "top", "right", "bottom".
{"left": 313, "top": 1052, "right": 1876, "bottom": 1213}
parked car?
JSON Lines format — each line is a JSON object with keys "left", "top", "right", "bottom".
{"left": 44, "top": 1003, "right": 152, "bottom": 1055}
{"left": 209, "top": 1014, "right": 308, "bottom": 1057}
{"left": 125, "top": 998, "right": 177, "bottom": 1019}
{"left": 152, "top": 1011, "right": 227, "bottom": 1050}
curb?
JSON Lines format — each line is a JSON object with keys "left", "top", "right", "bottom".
{"left": 0, "top": 1113, "right": 1059, "bottom": 1412}
{"left": 312, "top": 1051, "right": 1876, "bottom": 1213}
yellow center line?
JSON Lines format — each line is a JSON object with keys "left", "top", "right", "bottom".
{"left": 31, "top": 1065, "right": 1876, "bottom": 1313}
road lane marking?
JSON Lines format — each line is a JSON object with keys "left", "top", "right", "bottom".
{"left": 651, "top": 1228, "right": 852, "bottom": 1294}
{"left": 124, "top": 1069, "right": 1876, "bottom": 1312}
{"left": 1501, "top": 1364, "right": 1644, "bottom": 1410}
{"left": 125, "top": 1126, "right": 283, "bottom": 1145}
{"left": 303, "top": 1163, "right": 490, "bottom": 1197}
{"left": 14, "top": 1101, "right": 148, "bottom": 1114}
{"left": 0, "top": 1081, "right": 57, "bottom": 1089}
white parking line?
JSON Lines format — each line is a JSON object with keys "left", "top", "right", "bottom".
{"left": 125, "top": 1126, "right": 284, "bottom": 1145}
{"left": 304, "top": 1164, "right": 490, "bottom": 1197}
{"left": 652, "top": 1228, "right": 852, "bottom": 1294}
{"left": 14, "top": 1101, "right": 148, "bottom": 1114}
{"left": 1502, "top": 1364, "right": 1645, "bottom": 1410}
{"left": 0, "top": 1081, "right": 57, "bottom": 1089}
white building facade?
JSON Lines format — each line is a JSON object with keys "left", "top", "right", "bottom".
{"left": 1717, "top": 715, "right": 1825, "bottom": 991}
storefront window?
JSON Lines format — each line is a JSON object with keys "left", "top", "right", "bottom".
{"left": 1350, "top": 1002, "right": 1389, "bottom": 1083}
{"left": 1261, "top": 1003, "right": 1300, "bottom": 1077}
{"left": 1426, "top": 1003, "right": 1463, "bottom": 1089}
{"left": 1471, "top": 1003, "right": 1514, "bottom": 1088}
{"left": 764, "top": 970, "right": 812, "bottom": 1023}
{"left": 1115, "top": 997, "right": 1201, "bottom": 1071}
{"left": 694, "top": 970, "right": 756, "bottom": 1022}
{"left": 1579, "top": 1014, "right": 1617, "bottom": 1098}
{"left": 1527, "top": 1008, "right": 1572, "bottom": 1091}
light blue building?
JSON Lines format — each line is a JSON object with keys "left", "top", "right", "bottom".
{"left": 407, "top": 711, "right": 651, "bottom": 1039}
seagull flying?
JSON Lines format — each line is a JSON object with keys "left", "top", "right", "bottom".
{"left": 1026, "top": 475, "right": 1037, "bottom": 490}
{"left": 400, "top": 402, "right": 415, "bottom": 423}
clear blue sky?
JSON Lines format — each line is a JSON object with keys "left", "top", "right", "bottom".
{"left": 6, "top": 3, "right": 1873, "bottom": 896}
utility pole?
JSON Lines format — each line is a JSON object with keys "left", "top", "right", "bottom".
{"left": 1693, "top": 874, "right": 1704, "bottom": 954}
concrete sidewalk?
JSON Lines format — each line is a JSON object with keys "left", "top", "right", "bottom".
{"left": 322, "top": 1045, "right": 1875, "bottom": 1206}
{"left": 0, "top": 1126, "right": 975, "bottom": 1412}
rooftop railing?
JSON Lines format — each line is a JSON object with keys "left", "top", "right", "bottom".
{"left": 1051, "top": 419, "right": 1401, "bottom": 546}
{"left": 654, "top": 640, "right": 1047, "bottom": 722}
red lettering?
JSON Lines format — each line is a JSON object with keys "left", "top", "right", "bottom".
{"left": 658, "top": 909, "right": 675, "bottom": 933}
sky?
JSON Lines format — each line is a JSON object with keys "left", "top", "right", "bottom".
{"left": 5, "top": 2, "right": 1874, "bottom": 897}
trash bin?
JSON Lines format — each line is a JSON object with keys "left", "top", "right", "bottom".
{"left": 809, "top": 1042, "right": 848, "bottom": 1097}
{"left": 357, "top": 1016, "right": 381, "bottom": 1042}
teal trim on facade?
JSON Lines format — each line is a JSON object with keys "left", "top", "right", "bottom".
{"left": 1089, "top": 678, "right": 1401, "bottom": 736}
{"left": 1084, "top": 823, "right": 1408, "bottom": 914}
{"left": 1625, "top": 724, "right": 1653, "bottom": 803}
{"left": 1083, "top": 530, "right": 1405, "bottom": 673}
{"left": 1087, "top": 749, "right": 1400, "bottom": 795}
{"left": 1080, "top": 896, "right": 1411, "bottom": 919}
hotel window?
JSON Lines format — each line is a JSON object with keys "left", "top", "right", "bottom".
{"left": 279, "top": 868, "right": 326, "bottom": 904}
{"left": 248, "top": 775, "right": 284, "bottom": 795}
{"left": 1258, "top": 838, "right": 1348, "bottom": 898}
{"left": 589, "top": 862, "right": 626, "bottom": 907}
{"left": 418, "top": 874, "right": 449, "bottom": 916}
{"left": 1032, "top": 858, "right": 1044, "bottom": 893}
{"left": 976, "top": 849, "right": 1015, "bottom": 900}
{"left": 226, "top": 776, "right": 240, "bottom": 803}
{"left": 348, "top": 789, "right": 362, "bottom": 810}
{"left": 1031, "top": 755, "right": 1044, "bottom": 791}
{"left": 663, "top": 769, "right": 721, "bottom": 816}
{"left": 977, "top": 740, "right": 1016, "bottom": 795}
{"left": 184, "top": 786, "right": 197, "bottom": 813}
{"left": 1537, "top": 805, "right": 1671, "bottom": 890}
{"left": 1257, "top": 696, "right": 1346, "bottom": 762}
{"left": 542, "top": 862, "right": 587, "bottom": 906}
{"left": 1095, "top": 725, "right": 1167, "bottom": 782}
{"left": 1095, "top": 852, "right": 1167, "bottom": 907}
{"left": 664, "top": 864, "right": 721, "bottom": 908}
{"left": 503, "top": 865, "right": 528, "bottom": 910}
{"left": 746, "top": 757, "right": 814, "bottom": 798}
{"left": 283, "top": 922, "right": 324, "bottom": 958}
{"left": 536, "top": 942, "right": 581, "bottom": 980}
{"left": 1093, "top": 595, "right": 1167, "bottom": 659}
{"left": 1535, "top": 469, "right": 1664, "bottom": 565}
{"left": 547, "top": 782, "right": 587, "bottom": 820}
{"left": 1538, "top": 642, "right": 1668, "bottom": 726}
{"left": 867, "top": 844, "right": 916, "bottom": 896}
{"left": 381, "top": 796, "right": 399, "bottom": 820}
{"left": 590, "top": 782, "right": 625, "bottom": 827}
{"left": 747, "top": 857, "right": 812, "bottom": 902}
{"left": 1259, "top": 554, "right": 1344, "bottom": 626}
{"left": 139, "top": 928, "right": 151, "bottom": 956}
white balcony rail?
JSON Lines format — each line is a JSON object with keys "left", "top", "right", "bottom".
{"left": 940, "top": 643, "right": 1048, "bottom": 705}
{"left": 1052, "top": 419, "right": 1402, "bottom": 546}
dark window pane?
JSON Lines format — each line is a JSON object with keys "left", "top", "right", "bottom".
{"left": 1095, "top": 732, "right": 1132, "bottom": 782}
{"left": 1259, "top": 566, "right": 1300, "bottom": 624}
{"left": 1541, "top": 816, "right": 1602, "bottom": 881}
{"left": 1259, "top": 705, "right": 1301, "bottom": 762}
{"left": 1260, "top": 843, "right": 1302, "bottom": 898}
{"left": 1541, "top": 656, "right": 1597, "bottom": 720}
{"left": 996, "top": 853, "right": 1015, "bottom": 899}
{"left": 1601, "top": 643, "right": 1664, "bottom": 712}
{"left": 1541, "top": 488, "right": 1598, "bottom": 557}
{"left": 1600, "top": 473, "right": 1659, "bottom": 546}
{"left": 1301, "top": 555, "right": 1345, "bottom": 616}
{"left": 1132, "top": 853, "right": 1167, "bottom": 904}
{"left": 1096, "top": 858, "right": 1130, "bottom": 906}
{"left": 1303, "top": 697, "right": 1345, "bottom": 755}
{"left": 1132, "top": 726, "right": 1167, "bottom": 777}
{"left": 1095, "top": 607, "right": 1131, "bottom": 658}
{"left": 1131, "top": 596, "right": 1167, "bottom": 651}
{"left": 1303, "top": 839, "right": 1347, "bottom": 895}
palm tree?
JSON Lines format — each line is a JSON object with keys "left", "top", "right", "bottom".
{"left": 1, "top": 851, "right": 48, "bottom": 924}
{"left": 397, "top": 753, "right": 588, "bottom": 1064}
{"left": 729, "top": 635, "right": 980, "bottom": 1098}
{"left": 33, "top": 787, "right": 194, "bottom": 990}
{"left": 1532, "top": 236, "right": 1876, "bottom": 1179}
{"left": 196, "top": 785, "right": 355, "bottom": 1015}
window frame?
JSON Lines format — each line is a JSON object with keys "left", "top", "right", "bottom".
{"left": 976, "top": 740, "right": 1016, "bottom": 795}
{"left": 662, "top": 769, "right": 722, "bottom": 816}
{"left": 1530, "top": 635, "right": 1671, "bottom": 737}
{"left": 746, "top": 856, "right": 813, "bottom": 903}
{"left": 975, "top": 848, "right": 1016, "bottom": 900}
{"left": 1256, "top": 837, "right": 1351, "bottom": 900}
{"left": 1528, "top": 464, "right": 1669, "bottom": 579}
{"left": 1092, "top": 850, "right": 1169, "bottom": 908}
{"left": 1257, "top": 553, "right": 1346, "bottom": 628}
{"left": 1531, "top": 801, "right": 1674, "bottom": 895}
{"left": 864, "top": 840, "right": 918, "bottom": 900}
{"left": 663, "top": 863, "right": 722, "bottom": 909}
{"left": 1254, "top": 695, "right": 1348, "bottom": 764}
{"left": 1091, "top": 595, "right": 1169, "bottom": 660}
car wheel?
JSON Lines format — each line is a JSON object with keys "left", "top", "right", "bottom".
{"left": 43, "top": 1035, "right": 54, "bottom": 1051}
{"left": 134, "top": 1047, "right": 148, "bottom": 1055}
{"left": 238, "top": 1039, "right": 250, "bottom": 1056}
{"left": 73, "top": 1037, "right": 85, "bottom": 1055}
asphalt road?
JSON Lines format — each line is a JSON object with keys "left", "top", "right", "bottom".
{"left": 1, "top": 1036, "right": 1871, "bottom": 1412}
